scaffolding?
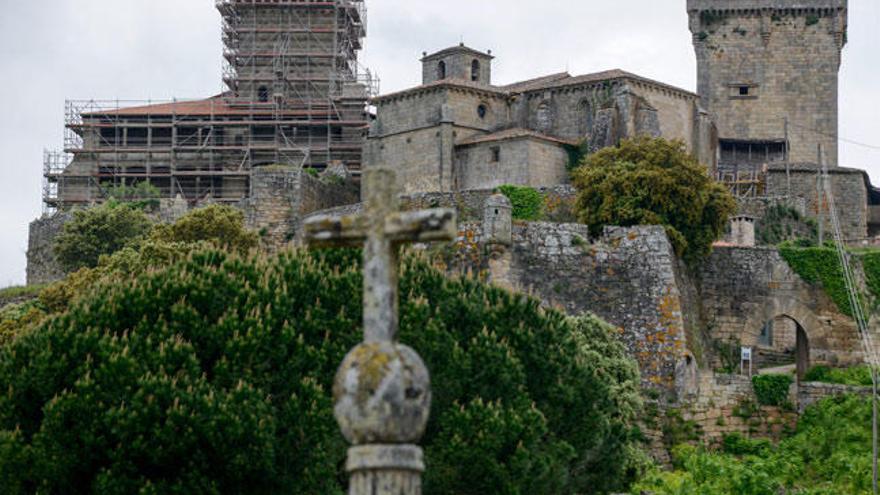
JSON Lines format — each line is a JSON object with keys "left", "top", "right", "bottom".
{"left": 43, "top": 0, "right": 378, "bottom": 211}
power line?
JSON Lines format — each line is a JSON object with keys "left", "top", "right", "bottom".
{"left": 790, "top": 122, "right": 880, "bottom": 151}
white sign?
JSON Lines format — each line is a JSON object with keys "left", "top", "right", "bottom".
{"left": 741, "top": 347, "right": 752, "bottom": 361}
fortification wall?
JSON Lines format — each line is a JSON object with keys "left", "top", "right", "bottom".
{"left": 242, "top": 167, "right": 359, "bottom": 248}
{"left": 765, "top": 165, "right": 868, "bottom": 241}
{"left": 26, "top": 213, "right": 72, "bottom": 285}
{"left": 700, "top": 246, "right": 863, "bottom": 368}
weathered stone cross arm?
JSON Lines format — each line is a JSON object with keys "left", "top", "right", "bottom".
{"left": 304, "top": 209, "right": 457, "bottom": 247}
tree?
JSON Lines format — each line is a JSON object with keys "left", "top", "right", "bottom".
{"left": 150, "top": 204, "right": 259, "bottom": 253}
{"left": 53, "top": 202, "right": 153, "bottom": 273}
{"left": 572, "top": 137, "right": 736, "bottom": 264}
{"left": 0, "top": 248, "right": 645, "bottom": 494}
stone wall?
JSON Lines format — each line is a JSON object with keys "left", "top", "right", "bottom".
{"left": 700, "top": 246, "right": 863, "bottom": 369}
{"left": 736, "top": 195, "right": 807, "bottom": 219}
{"left": 681, "top": 372, "right": 797, "bottom": 446}
{"left": 766, "top": 164, "right": 868, "bottom": 241}
{"left": 242, "top": 166, "right": 359, "bottom": 248}
{"left": 688, "top": 2, "right": 846, "bottom": 166}
{"left": 26, "top": 212, "right": 72, "bottom": 285}
{"left": 453, "top": 137, "right": 569, "bottom": 191}
{"left": 495, "top": 223, "right": 694, "bottom": 394}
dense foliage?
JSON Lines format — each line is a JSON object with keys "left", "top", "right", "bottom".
{"left": 149, "top": 205, "right": 259, "bottom": 253}
{"left": 634, "top": 394, "right": 874, "bottom": 494}
{"left": 499, "top": 184, "right": 544, "bottom": 221}
{"left": 751, "top": 374, "right": 794, "bottom": 406}
{"left": 755, "top": 205, "right": 818, "bottom": 246}
{"left": 571, "top": 137, "right": 736, "bottom": 264}
{"left": 54, "top": 202, "right": 153, "bottom": 272}
{"left": 104, "top": 182, "right": 162, "bottom": 211}
{"left": 805, "top": 365, "right": 874, "bottom": 386}
{"left": 0, "top": 248, "right": 645, "bottom": 494}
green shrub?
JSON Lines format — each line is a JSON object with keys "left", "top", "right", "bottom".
{"left": 572, "top": 137, "right": 736, "bottom": 265}
{"left": 54, "top": 202, "right": 153, "bottom": 272}
{"left": 805, "top": 365, "right": 874, "bottom": 386}
{"left": 103, "top": 182, "right": 161, "bottom": 210}
{"left": 752, "top": 374, "right": 793, "bottom": 406}
{"left": 722, "top": 432, "right": 771, "bottom": 456}
{"left": 498, "top": 185, "right": 543, "bottom": 221}
{"left": 636, "top": 394, "right": 874, "bottom": 494}
{"left": 755, "top": 205, "right": 817, "bottom": 246}
{"left": 0, "top": 249, "right": 645, "bottom": 494}
{"left": 149, "top": 204, "right": 258, "bottom": 253}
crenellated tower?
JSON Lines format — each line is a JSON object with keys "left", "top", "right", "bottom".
{"left": 688, "top": 0, "right": 848, "bottom": 171}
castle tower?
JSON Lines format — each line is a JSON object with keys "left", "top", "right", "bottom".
{"left": 217, "top": 0, "right": 375, "bottom": 170}
{"left": 687, "top": 0, "right": 848, "bottom": 170}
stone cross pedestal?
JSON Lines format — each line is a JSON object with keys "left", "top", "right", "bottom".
{"left": 304, "top": 168, "right": 456, "bottom": 495}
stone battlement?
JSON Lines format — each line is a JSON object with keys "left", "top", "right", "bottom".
{"left": 687, "top": 0, "right": 846, "bottom": 13}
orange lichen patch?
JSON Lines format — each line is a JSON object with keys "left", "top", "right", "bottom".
{"left": 628, "top": 231, "right": 639, "bottom": 241}
{"left": 768, "top": 281, "right": 781, "bottom": 289}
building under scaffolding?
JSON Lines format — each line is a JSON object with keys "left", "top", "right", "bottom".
{"left": 44, "top": 0, "right": 377, "bottom": 211}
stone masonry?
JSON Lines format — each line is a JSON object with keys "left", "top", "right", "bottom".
{"left": 688, "top": 0, "right": 847, "bottom": 166}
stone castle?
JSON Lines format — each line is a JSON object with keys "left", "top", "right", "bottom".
{"left": 27, "top": 0, "right": 880, "bottom": 446}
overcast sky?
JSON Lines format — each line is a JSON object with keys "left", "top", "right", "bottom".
{"left": 0, "top": 0, "right": 877, "bottom": 287}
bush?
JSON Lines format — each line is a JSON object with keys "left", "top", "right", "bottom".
{"left": 149, "top": 204, "right": 259, "bottom": 253}
{"left": 39, "top": 206, "right": 259, "bottom": 314}
{"left": 635, "top": 394, "right": 874, "bottom": 494}
{"left": 755, "top": 205, "right": 818, "bottom": 246}
{"left": 54, "top": 202, "right": 153, "bottom": 272}
{"left": 804, "top": 365, "right": 874, "bottom": 386}
{"left": 104, "top": 182, "right": 161, "bottom": 211}
{"left": 0, "top": 249, "right": 645, "bottom": 494}
{"left": 752, "top": 374, "right": 793, "bottom": 406}
{"left": 571, "top": 137, "right": 736, "bottom": 264}
{"left": 498, "top": 185, "right": 544, "bottom": 221}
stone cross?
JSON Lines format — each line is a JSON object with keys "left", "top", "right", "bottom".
{"left": 304, "top": 167, "right": 456, "bottom": 495}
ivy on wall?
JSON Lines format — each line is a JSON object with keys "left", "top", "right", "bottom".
{"left": 498, "top": 185, "right": 543, "bottom": 221}
{"left": 778, "top": 246, "right": 854, "bottom": 316}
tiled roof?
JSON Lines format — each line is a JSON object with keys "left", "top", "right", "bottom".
{"left": 497, "top": 72, "right": 572, "bottom": 93}
{"left": 456, "top": 128, "right": 577, "bottom": 147}
{"left": 373, "top": 79, "right": 506, "bottom": 103}
{"left": 373, "top": 68, "right": 697, "bottom": 104}
{"left": 421, "top": 44, "right": 494, "bottom": 61}
{"left": 81, "top": 94, "right": 339, "bottom": 117}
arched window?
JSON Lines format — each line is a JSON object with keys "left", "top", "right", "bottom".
{"left": 471, "top": 59, "right": 481, "bottom": 81}
{"left": 477, "top": 104, "right": 488, "bottom": 119}
{"left": 258, "top": 86, "right": 270, "bottom": 103}
{"left": 437, "top": 61, "right": 447, "bottom": 80}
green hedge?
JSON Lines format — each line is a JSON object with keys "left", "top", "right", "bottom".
{"left": 0, "top": 248, "right": 645, "bottom": 494}
{"left": 752, "top": 374, "right": 793, "bottom": 406}
{"left": 804, "top": 365, "right": 874, "bottom": 386}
